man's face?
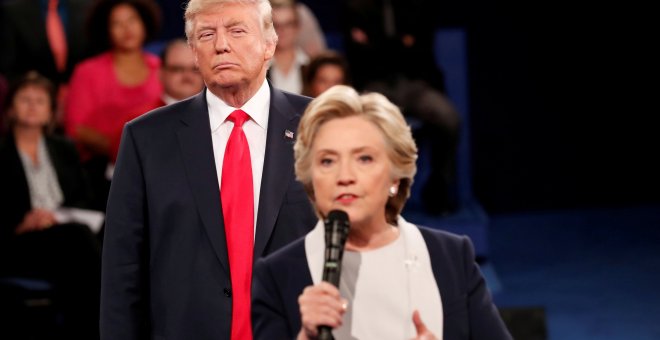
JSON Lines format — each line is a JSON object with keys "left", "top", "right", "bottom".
{"left": 190, "top": 3, "right": 275, "bottom": 91}
{"left": 161, "top": 43, "right": 204, "bottom": 100}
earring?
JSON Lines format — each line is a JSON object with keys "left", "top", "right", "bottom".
{"left": 389, "top": 186, "right": 397, "bottom": 197}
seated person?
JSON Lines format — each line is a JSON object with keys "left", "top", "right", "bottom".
{"left": 158, "top": 38, "right": 204, "bottom": 106}
{"left": 302, "top": 50, "right": 351, "bottom": 97}
{"left": 252, "top": 85, "right": 511, "bottom": 339}
{"left": 0, "top": 71, "right": 101, "bottom": 340}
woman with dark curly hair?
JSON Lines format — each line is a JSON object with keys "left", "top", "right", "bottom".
{"left": 64, "top": 0, "right": 163, "bottom": 209}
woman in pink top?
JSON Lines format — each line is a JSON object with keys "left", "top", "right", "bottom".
{"left": 66, "top": 0, "right": 162, "bottom": 163}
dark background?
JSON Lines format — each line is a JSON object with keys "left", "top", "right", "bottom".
{"left": 161, "top": 0, "right": 659, "bottom": 214}
{"left": 462, "top": 2, "right": 658, "bottom": 213}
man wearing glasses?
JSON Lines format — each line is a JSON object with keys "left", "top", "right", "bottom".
{"left": 159, "top": 38, "right": 205, "bottom": 106}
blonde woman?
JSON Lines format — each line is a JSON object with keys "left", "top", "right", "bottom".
{"left": 252, "top": 85, "right": 511, "bottom": 340}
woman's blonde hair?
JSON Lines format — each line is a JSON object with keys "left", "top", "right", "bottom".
{"left": 184, "top": 0, "right": 278, "bottom": 46}
{"left": 294, "top": 85, "right": 418, "bottom": 224}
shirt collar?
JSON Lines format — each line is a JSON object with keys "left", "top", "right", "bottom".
{"left": 207, "top": 79, "right": 271, "bottom": 131}
{"left": 162, "top": 94, "right": 178, "bottom": 106}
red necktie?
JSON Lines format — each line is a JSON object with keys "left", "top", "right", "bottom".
{"left": 221, "top": 110, "right": 254, "bottom": 339}
{"left": 46, "top": 0, "right": 68, "bottom": 73}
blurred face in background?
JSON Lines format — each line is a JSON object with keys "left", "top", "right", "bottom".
{"left": 161, "top": 42, "right": 204, "bottom": 100}
{"left": 11, "top": 85, "right": 52, "bottom": 129}
{"left": 272, "top": 6, "right": 298, "bottom": 51}
{"left": 310, "top": 116, "right": 398, "bottom": 229}
{"left": 109, "top": 3, "right": 146, "bottom": 52}
{"left": 309, "top": 64, "right": 346, "bottom": 97}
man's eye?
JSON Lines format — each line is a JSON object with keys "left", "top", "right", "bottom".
{"left": 198, "top": 32, "right": 213, "bottom": 40}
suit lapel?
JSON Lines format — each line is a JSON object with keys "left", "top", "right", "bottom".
{"left": 176, "top": 91, "right": 229, "bottom": 274}
{"left": 253, "top": 87, "right": 300, "bottom": 258}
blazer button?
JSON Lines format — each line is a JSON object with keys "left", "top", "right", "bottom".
{"left": 223, "top": 288, "right": 231, "bottom": 297}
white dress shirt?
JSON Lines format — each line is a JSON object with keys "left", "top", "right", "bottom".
{"left": 207, "top": 79, "right": 271, "bottom": 234}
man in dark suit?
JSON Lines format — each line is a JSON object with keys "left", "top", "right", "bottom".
{"left": 100, "top": 1, "right": 317, "bottom": 339}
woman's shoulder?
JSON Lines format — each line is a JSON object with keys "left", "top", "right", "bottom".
{"left": 44, "top": 134, "right": 79, "bottom": 157}
{"left": 70, "top": 52, "right": 113, "bottom": 80}
{"left": 0, "top": 134, "right": 16, "bottom": 157}
{"left": 75, "top": 52, "right": 112, "bottom": 70}
{"left": 143, "top": 52, "right": 161, "bottom": 69}
{"left": 45, "top": 134, "right": 76, "bottom": 148}
{"left": 414, "top": 224, "right": 473, "bottom": 256}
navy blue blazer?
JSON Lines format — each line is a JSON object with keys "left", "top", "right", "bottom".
{"left": 100, "top": 86, "right": 317, "bottom": 340}
{"left": 252, "top": 226, "right": 512, "bottom": 340}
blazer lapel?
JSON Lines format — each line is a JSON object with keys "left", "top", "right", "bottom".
{"left": 176, "top": 91, "right": 229, "bottom": 274}
{"left": 253, "top": 86, "right": 300, "bottom": 258}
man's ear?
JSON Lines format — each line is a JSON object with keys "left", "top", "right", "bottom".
{"left": 264, "top": 39, "right": 276, "bottom": 61}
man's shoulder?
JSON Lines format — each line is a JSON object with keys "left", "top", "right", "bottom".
{"left": 271, "top": 87, "right": 312, "bottom": 112}
{"left": 126, "top": 94, "right": 202, "bottom": 132}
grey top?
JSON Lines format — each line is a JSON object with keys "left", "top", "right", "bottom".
{"left": 335, "top": 234, "right": 417, "bottom": 339}
{"left": 18, "top": 136, "right": 63, "bottom": 210}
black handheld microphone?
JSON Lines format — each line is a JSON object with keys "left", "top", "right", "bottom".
{"left": 318, "top": 210, "right": 350, "bottom": 340}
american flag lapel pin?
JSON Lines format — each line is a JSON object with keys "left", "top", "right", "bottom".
{"left": 284, "top": 129, "right": 294, "bottom": 140}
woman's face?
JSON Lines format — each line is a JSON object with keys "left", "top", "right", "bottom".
{"left": 310, "top": 116, "right": 398, "bottom": 229}
{"left": 108, "top": 3, "right": 146, "bottom": 52}
{"left": 12, "top": 85, "right": 52, "bottom": 129}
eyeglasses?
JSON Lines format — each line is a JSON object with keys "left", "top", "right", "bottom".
{"left": 163, "top": 65, "right": 200, "bottom": 74}
{"left": 273, "top": 20, "right": 298, "bottom": 30}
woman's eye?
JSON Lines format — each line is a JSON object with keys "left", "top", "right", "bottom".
{"left": 358, "top": 155, "right": 373, "bottom": 163}
{"left": 320, "top": 158, "right": 334, "bottom": 166}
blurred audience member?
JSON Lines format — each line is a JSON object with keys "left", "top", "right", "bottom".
{"left": 158, "top": 38, "right": 204, "bottom": 106}
{"left": 0, "top": 71, "right": 101, "bottom": 340}
{"left": 295, "top": 1, "right": 326, "bottom": 57}
{"left": 302, "top": 50, "right": 350, "bottom": 97}
{"left": 0, "top": 73, "right": 7, "bottom": 132}
{"left": 342, "top": 0, "right": 461, "bottom": 214}
{"left": 64, "top": 0, "right": 162, "bottom": 210}
{"left": 0, "top": 0, "right": 94, "bottom": 127}
{"left": 269, "top": 0, "right": 309, "bottom": 94}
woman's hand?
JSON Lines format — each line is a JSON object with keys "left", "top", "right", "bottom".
{"left": 297, "top": 282, "right": 348, "bottom": 340}
{"left": 411, "top": 310, "right": 438, "bottom": 340}
{"left": 15, "top": 209, "right": 57, "bottom": 234}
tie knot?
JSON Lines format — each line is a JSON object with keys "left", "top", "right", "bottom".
{"left": 49, "top": 0, "right": 59, "bottom": 10}
{"left": 228, "top": 110, "right": 249, "bottom": 127}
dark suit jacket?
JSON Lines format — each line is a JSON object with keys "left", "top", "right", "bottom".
{"left": 252, "top": 226, "right": 512, "bottom": 340}
{"left": 100, "top": 86, "right": 317, "bottom": 339}
{"left": 0, "top": 133, "right": 91, "bottom": 244}
{"left": 0, "top": 0, "right": 91, "bottom": 84}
